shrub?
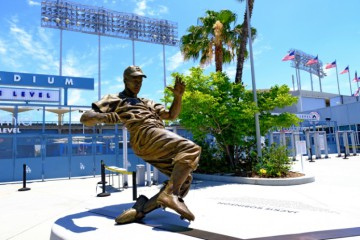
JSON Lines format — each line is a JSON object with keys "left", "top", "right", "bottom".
{"left": 194, "top": 141, "right": 232, "bottom": 174}
{"left": 254, "top": 144, "right": 293, "bottom": 178}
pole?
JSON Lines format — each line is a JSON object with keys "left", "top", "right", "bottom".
{"left": 246, "top": 0, "right": 262, "bottom": 157}
{"left": 18, "top": 164, "right": 31, "bottom": 191}
{"left": 299, "top": 88, "right": 303, "bottom": 112}
{"left": 123, "top": 126, "right": 128, "bottom": 187}
{"left": 309, "top": 70, "right": 313, "bottom": 91}
{"left": 335, "top": 64, "right": 341, "bottom": 95}
{"left": 132, "top": 171, "right": 137, "bottom": 200}
{"left": 59, "top": 29, "right": 63, "bottom": 105}
{"left": 97, "top": 160, "right": 110, "bottom": 197}
{"left": 132, "top": 40, "right": 135, "bottom": 65}
{"left": 297, "top": 66, "right": 302, "bottom": 91}
{"left": 163, "top": 44, "right": 167, "bottom": 89}
{"left": 162, "top": 44, "right": 167, "bottom": 108}
{"left": 318, "top": 64, "right": 322, "bottom": 92}
{"left": 98, "top": 34, "right": 101, "bottom": 100}
{"left": 295, "top": 65, "right": 299, "bottom": 90}
{"left": 347, "top": 68, "right": 353, "bottom": 95}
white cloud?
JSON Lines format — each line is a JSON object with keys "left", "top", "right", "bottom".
{"left": 133, "top": 0, "right": 168, "bottom": 16}
{"left": 323, "top": 68, "right": 333, "bottom": 77}
{"left": 134, "top": 0, "right": 147, "bottom": 16}
{"left": 140, "top": 57, "right": 154, "bottom": 69}
{"left": 27, "top": 0, "right": 40, "bottom": 6}
{"left": 68, "top": 89, "right": 83, "bottom": 105}
{"left": 158, "top": 5, "right": 168, "bottom": 14}
{"left": 167, "top": 51, "right": 184, "bottom": 71}
{"left": 102, "top": 80, "right": 110, "bottom": 86}
{"left": 61, "top": 48, "right": 98, "bottom": 78}
{"left": 6, "top": 21, "right": 58, "bottom": 73}
{"left": 223, "top": 65, "right": 236, "bottom": 79}
{"left": 102, "top": 43, "right": 129, "bottom": 52}
{"left": 102, "top": 76, "right": 124, "bottom": 93}
{"left": 0, "top": 39, "right": 7, "bottom": 55}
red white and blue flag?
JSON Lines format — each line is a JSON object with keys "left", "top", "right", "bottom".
{"left": 340, "top": 66, "right": 349, "bottom": 74}
{"left": 306, "top": 56, "right": 318, "bottom": 65}
{"left": 353, "top": 71, "right": 360, "bottom": 82}
{"left": 325, "top": 60, "right": 336, "bottom": 69}
{"left": 353, "top": 87, "right": 360, "bottom": 97}
{"left": 282, "top": 50, "right": 295, "bottom": 61}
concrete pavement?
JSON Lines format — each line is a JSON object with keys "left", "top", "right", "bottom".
{"left": 1, "top": 154, "right": 360, "bottom": 240}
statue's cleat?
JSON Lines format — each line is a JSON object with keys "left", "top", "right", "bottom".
{"left": 115, "top": 195, "right": 148, "bottom": 224}
{"left": 157, "top": 191, "right": 195, "bottom": 221}
{"left": 115, "top": 208, "right": 145, "bottom": 224}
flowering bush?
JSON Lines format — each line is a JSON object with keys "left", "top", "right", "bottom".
{"left": 259, "top": 168, "right": 267, "bottom": 176}
{"left": 255, "top": 144, "right": 293, "bottom": 178}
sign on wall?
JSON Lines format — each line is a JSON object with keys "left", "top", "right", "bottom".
{"left": 296, "top": 112, "right": 320, "bottom": 121}
{"left": 0, "top": 87, "right": 60, "bottom": 102}
{"left": 0, "top": 71, "right": 94, "bottom": 90}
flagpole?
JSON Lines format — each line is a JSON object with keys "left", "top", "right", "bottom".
{"left": 355, "top": 69, "right": 360, "bottom": 89}
{"left": 309, "top": 71, "right": 313, "bottom": 91}
{"left": 297, "top": 67, "right": 302, "bottom": 90}
{"left": 348, "top": 70, "right": 353, "bottom": 95}
{"left": 295, "top": 59, "right": 301, "bottom": 90}
{"left": 335, "top": 63, "right": 341, "bottom": 95}
{"left": 318, "top": 64, "right": 322, "bottom": 92}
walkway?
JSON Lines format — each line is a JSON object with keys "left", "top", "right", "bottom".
{"left": 1, "top": 154, "right": 360, "bottom": 240}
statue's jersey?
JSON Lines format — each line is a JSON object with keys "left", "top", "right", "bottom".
{"left": 92, "top": 93, "right": 166, "bottom": 132}
{"left": 92, "top": 93, "right": 200, "bottom": 175}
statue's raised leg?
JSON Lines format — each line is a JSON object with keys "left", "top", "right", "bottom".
{"left": 156, "top": 163, "right": 195, "bottom": 221}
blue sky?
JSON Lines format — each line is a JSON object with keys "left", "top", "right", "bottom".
{"left": 1, "top": 0, "right": 360, "bottom": 122}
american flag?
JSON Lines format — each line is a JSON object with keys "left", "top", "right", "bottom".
{"left": 353, "top": 87, "right": 360, "bottom": 97}
{"left": 282, "top": 50, "right": 295, "bottom": 61}
{"left": 353, "top": 71, "right": 360, "bottom": 82}
{"left": 340, "top": 66, "right": 349, "bottom": 74}
{"left": 306, "top": 56, "right": 318, "bottom": 66}
{"left": 325, "top": 60, "right": 336, "bottom": 69}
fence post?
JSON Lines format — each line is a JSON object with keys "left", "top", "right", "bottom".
{"left": 305, "top": 131, "right": 314, "bottom": 162}
{"left": 335, "top": 131, "right": 341, "bottom": 157}
{"left": 323, "top": 132, "right": 329, "bottom": 159}
{"left": 18, "top": 164, "right": 31, "bottom": 192}
{"left": 97, "top": 160, "right": 110, "bottom": 197}
{"left": 132, "top": 171, "right": 137, "bottom": 200}
{"left": 350, "top": 131, "right": 357, "bottom": 156}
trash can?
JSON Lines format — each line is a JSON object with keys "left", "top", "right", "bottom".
{"left": 136, "top": 164, "right": 145, "bottom": 186}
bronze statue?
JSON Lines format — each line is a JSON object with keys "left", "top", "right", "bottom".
{"left": 80, "top": 65, "right": 201, "bottom": 223}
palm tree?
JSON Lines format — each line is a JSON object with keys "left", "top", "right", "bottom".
{"left": 180, "top": 10, "right": 237, "bottom": 72}
{"left": 235, "top": 0, "right": 255, "bottom": 84}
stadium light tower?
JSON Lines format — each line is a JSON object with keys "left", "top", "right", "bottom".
{"left": 245, "top": 0, "right": 262, "bottom": 158}
{"left": 288, "top": 49, "right": 326, "bottom": 93}
{"left": 40, "top": 0, "right": 178, "bottom": 100}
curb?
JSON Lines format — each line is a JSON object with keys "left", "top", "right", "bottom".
{"left": 193, "top": 173, "right": 315, "bottom": 186}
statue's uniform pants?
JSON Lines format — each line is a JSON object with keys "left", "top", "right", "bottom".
{"left": 129, "top": 126, "right": 201, "bottom": 177}
{"left": 116, "top": 123, "right": 201, "bottom": 223}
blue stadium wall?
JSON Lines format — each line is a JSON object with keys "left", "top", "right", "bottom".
{"left": 0, "top": 124, "right": 193, "bottom": 183}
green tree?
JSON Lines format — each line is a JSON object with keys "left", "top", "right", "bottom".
{"left": 180, "top": 10, "right": 255, "bottom": 72}
{"left": 166, "top": 67, "right": 299, "bottom": 171}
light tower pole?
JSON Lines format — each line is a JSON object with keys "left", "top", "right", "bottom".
{"left": 246, "top": 0, "right": 262, "bottom": 157}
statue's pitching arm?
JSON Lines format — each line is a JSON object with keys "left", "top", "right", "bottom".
{"left": 160, "top": 76, "right": 185, "bottom": 121}
{"left": 80, "top": 109, "right": 120, "bottom": 127}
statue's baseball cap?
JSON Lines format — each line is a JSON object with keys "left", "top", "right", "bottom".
{"left": 124, "top": 65, "right": 147, "bottom": 79}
